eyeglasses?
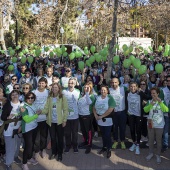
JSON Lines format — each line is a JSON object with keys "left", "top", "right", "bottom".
{"left": 23, "top": 87, "right": 29, "bottom": 90}
{"left": 140, "top": 83, "right": 146, "bottom": 85}
{"left": 14, "top": 87, "right": 20, "bottom": 89}
{"left": 167, "top": 80, "right": 170, "bottom": 82}
{"left": 66, "top": 70, "right": 71, "bottom": 72}
{"left": 27, "top": 97, "right": 34, "bottom": 100}
{"left": 12, "top": 79, "right": 17, "bottom": 81}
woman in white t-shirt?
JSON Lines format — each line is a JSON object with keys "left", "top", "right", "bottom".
{"left": 93, "top": 85, "right": 116, "bottom": 159}
{"left": 1, "top": 90, "right": 22, "bottom": 170}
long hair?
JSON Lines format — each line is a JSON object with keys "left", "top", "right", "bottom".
{"left": 83, "top": 82, "right": 93, "bottom": 95}
{"left": 49, "top": 83, "right": 63, "bottom": 98}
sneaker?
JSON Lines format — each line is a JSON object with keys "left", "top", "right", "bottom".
{"left": 28, "top": 158, "right": 38, "bottom": 165}
{"left": 140, "top": 136, "right": 148, "bottom": 142}
{"left": 129, "top": 144, "right": 136, "bottom": 152}
{"left": 121, "top": 142, "right": 126, "bottom": 149}
{"left": 106, "top": 149, "right": 111, "bottom": 158}
{"left": 5, "top": 165, "right": 12, "bottom": 170}
{"left": 146, "top": 153, "right": 154, "bottom": 161}
{"left": 78, "top": 142, "right": 88, "bottom": 148}
{"left": 156, "top": 154, "right": 161, "bottom": 164}
{"left": 73, "top": 148, "right": 78, "bottom": 154}
{"left": 14, "top": 156, "right": 22, "bottom": 164}
{"left": 85, "top": 146, "right": 91, "bottom": 154}
{"left": 34, "top": 152, "right": 40, "bottom": 160}
{"left": 94, "top": 132, "right": 98, "bottom": 138}
{"left": 146, "top": 141, "right": 156, "bottom": 147}
{"left": 112, "top": 142, "right": 118, "bottom": 149}
{"left": 57, "top": 154, "right": 62, "bottom": 162}
{"left": 98, "top": 147, "right": 107, "bottom": 155}
{"left": 22, "top": 163, "right": 29, "bottom": 170}
{"left": 40, "top": 149, "right": 47, "bottom": 158}
{"left": 135, "top": 145, "right": 140, "bottom": 155}
{"left": 161, "top": 146, "right": 168, "bottom": 152}
{"left": 64, "top": 147, "right": 70, "bottom": 154}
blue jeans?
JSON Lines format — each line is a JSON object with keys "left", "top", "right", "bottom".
{"left": 99, "top": 125, "right": 112, "bottom": 150}
{"left": 162, "top": 116, "right": 169, "bottom": 148}
{"left": 113, "top": 111, "right": 127, "bottom": 141}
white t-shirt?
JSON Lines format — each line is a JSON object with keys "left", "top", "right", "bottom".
{"left": 45, "top": 76, "right": 53, "bottom": 86}
{"left": 61, "top": 77, "right": 71, "bottom": 88}
{"left": 95, "top": 95, "right": 115, "bottom": 126}
{"left": 63, "top": 88, "right": 80, "bottom": 120}
{"left": 33, "top": 89, "right": 49, "bottom": 122}
{"left": 4, "top": 102, "right": 21, "bottom": 136}
{"left": 52, "top": 98, "right": 58, "bottom": 123}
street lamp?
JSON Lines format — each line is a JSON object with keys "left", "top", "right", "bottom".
{"left": 60, "top": 27, "right": 64, "bottom": 44}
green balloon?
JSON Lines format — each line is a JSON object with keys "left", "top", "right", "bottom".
{"left": 10, "top": 50, "right": 15, "bottom": 56}
{"left": 25, "top": 49, "right": 29, "bottom": 53}
{"left": 75, "top": 51, "right": 82, "bottom": 58}
{"left": 50, "top": 52, "right": 54, "bottom": 58}
{"left": 148, "top": 46, "right": 153, "bottom": 52}
{"left": 78, "top": 61, "right": 84, "bottom": 71}
{"left": 165, "top": 44, "right": 169, "bottom": 52}
{"left": 90, "top": 46, "right": 96, "bottom": 53}
{"left": 28, "top": 56, "right": 34, "bottom": 63}
{"left": 149, "top": 56, "right": 154, "bottom": 60}
{"left": 115, "top": 44, "right": 119, "bottom": 50}
{"left": 86, "top": 60, "right": 91, "bottom": 67}
{"left": 95, "top": 54, "right": 102, "bottom": 63}
{"left": 35, "top": 49, "right": 41, "bottom": 57}
{"left": 158, "top": 45, "right": 163, "bottom": 52}
{"left": 129, "top": 46, "right": 133, "bottom": 53}
{"left": 122, "top": 44, "right": 128, "bottom": 51}
{"left": 89, "top": 56, "right": 95, "bottom": 64}
{"left": 138, "top": 65, "right": 147, "bottom": 75}
{"left": 144, "top": 50, "right": 148, "bottom": 55}
{"left": 84, "top": 49, "right": 89, "bottom": 55}
{"left": 123, "top": 49, "right": 130, "bottom": 56}
{"left": 63, "top": 52, "right": 68, "bottom": 57}
{"left": 16, "top": 45, "right": 20, "bottom": 50}
{"left": 84, "top": 47, "right": 88, "bottom": 50}
{"left": 69, "top": 52, "right": 75, "bottom": 60}
{"left": 155, "top": 64, "right": 163, "bottom": 74}
{"left": 163, "top": 52, "right": 168, "bottom": 57}
{"left": 133, "top": 58, "right": 141, "bottom": 69}
{"left": 102, "top": 55, "right": 107, "bottom": 61}
{"left": 61, "top": 45, "right": 67, "bottom": 53}
{"left": 123, "top": 59, "right": 131, "bottom": 68}
{"left": 8, "top": 47, "right": 13, "bottom": 51}
{"left": 44, "top": 47, "right": 49, "bottom": 52}
{"left": 8, "top": 65, "right": 14, "bottom": 71}
{"left": 56, "top": 47, "right": 62, "bottom": 55}
{"left": 129, "top": 55, "right": 135, "bottom": 62}
{"left": 21, "top": 57, "right": 27, "bottom": 64}
{"left": 113, "top": 55, "right": 120, "bottom": 64}
{"left": 139, "top": 46, "right": 143, "bottom": 51}
{"left": 12, "top": 57, "right": 17, "bottom": 63}
{"left": 19, "top": 52, "right": 24, "bottom": 57}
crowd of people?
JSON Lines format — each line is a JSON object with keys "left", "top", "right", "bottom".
{"left": 0, "top": 51, "right": 169, "bottom": 170}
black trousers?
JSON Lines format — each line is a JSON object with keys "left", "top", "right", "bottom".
{"left": 79, "top": 115, "right": 92, "bottom": 146}
{"left": 64, "top": 119, "right": 79, "bottom": 149}
{"left": 23, "top": 128, "right": 38, "bottom": 164}
{"left": 34, "top": 121, "right": 48, "bottom": 153}
{"left": 49, "top": 123, "right": 64, "bottom": 155}
{"left": 141, "top": 117, "right": 148, "bottom": 137}
{"left": 128, "top": 115, "right": 143, "bottom": 144}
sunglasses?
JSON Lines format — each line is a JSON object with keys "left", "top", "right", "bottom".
{"left": 27, "top": 97, "right": 34, "bottom": 100}
{"left": 12, "top": 79, "right": 17, "bottom": 81}
{"left": 14, "top": 87, "right": 20, "bottom": 89}
{"left": 23, "top": 87, "right": 29, "bottom": 90}
{"left": 167, "top": 80, "right": 170, "bottom": 82}
{"left": 66, "top": 70, "right": 71, "bottom": 72}
{"left": 25, "top": 72, "right": 30, "bottom": 74}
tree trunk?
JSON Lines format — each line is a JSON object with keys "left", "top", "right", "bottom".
{"left": 106, "top": 0, "right": 118, "bottom": 84}
{"left": 55, "top": 0, "right": 69, "bottom": 43}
